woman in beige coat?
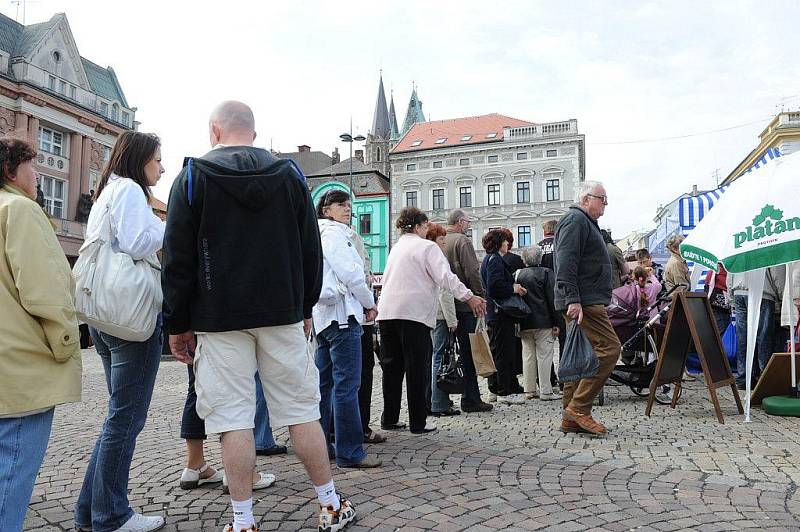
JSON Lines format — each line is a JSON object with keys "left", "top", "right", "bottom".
{"left": 0, "top": 137, "right": 81, "bottom": 530}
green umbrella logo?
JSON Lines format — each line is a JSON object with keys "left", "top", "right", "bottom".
{"left": 735, "top": 204, "right": 799, "bottom": 248}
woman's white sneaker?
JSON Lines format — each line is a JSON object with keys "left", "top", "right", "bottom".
{"left": 179, "top": 463, "right": 224, "bottom": 489}
{"left": 222, "top": 471, "right": 276, "bottom": 494}
{"left": 497, "top": 394, "right": 526, "bottom": 405}
{"left": 114, "top": 513, "right": 165, "bottom": 531}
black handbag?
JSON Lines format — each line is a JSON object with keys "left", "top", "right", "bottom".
{"left": 437, "top": 333, "right": 465, "bottom": 394}
{"left": 494, "top": 269, "right": 531, "bottom": 319}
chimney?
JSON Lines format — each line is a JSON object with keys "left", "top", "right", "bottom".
{"left": 331, "top": 147, "right": 340, "bottom": 164}
{"left": 298, "top": 145, "right": 311, "bottom": 153}
{"left": 355, "top": 149, "right": 364, "bottom": 163}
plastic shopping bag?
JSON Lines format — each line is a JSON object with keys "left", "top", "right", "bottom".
{"left": 558, "top": 320, "right": 599, "bottom": 383}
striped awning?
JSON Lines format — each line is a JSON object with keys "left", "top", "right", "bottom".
{"left": 678, "top": 186, "right": 728, "bottom": 231}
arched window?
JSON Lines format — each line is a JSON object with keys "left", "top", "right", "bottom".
{"left": 111, "top": 103, "right": 119, "bottom": 122}
{"left": 375, "top": 147, "right": 382, "bottom": 162}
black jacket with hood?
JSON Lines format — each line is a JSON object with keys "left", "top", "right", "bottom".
{"left": 162, "top": 146, "right": 322, "bottom": 334}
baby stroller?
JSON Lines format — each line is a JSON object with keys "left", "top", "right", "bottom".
{"left": 598, "top": 282, "right": 685, "bottom": 406}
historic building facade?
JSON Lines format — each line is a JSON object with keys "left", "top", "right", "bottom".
{"left": 307, "top": 155, "right": 391, "bottom": 273}
{"left": 721, "top": 110, "right": 800, "bottom": 185}
{"left": 0, "top": 12, "right": 136, "bottom": 260}
{"left": 388, "top": 113, "right": 585, "bottom": 253}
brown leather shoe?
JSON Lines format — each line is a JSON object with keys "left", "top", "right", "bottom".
{"left": 564, "top": 405, "right": 607, "bottom": 435}
{"left": 559, "top": 419, "right": 583, "bottom": 433}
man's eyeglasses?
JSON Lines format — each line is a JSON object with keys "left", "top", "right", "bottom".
{"left": 587, "top": 194, "right": 608, "bottom": 205}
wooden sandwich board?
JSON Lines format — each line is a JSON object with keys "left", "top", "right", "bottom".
{"left": 645, "top": 292, "right": 743, "bottom": 423}
{"left": 750, "top": 353, "right": 800, "bottom": 406}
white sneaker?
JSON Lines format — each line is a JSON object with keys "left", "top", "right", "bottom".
{"left": 539, "top": 392, "right": 563, "bottom": 401}
{"left": 222, "top": 470, "right": 276, "bottom": 494}
{"left": 114, "top": 513, "right": 165, "bottom": 532}
{"left": 411, "top": 421, "right": 437, "bottom": 434}
{"left": 497, "top": 394, "right": 526, "bottom": 405}
{"left": 180, "top": 463, "right": 224, "bottom": 489}
{"left": 487, "top": 393, "right": 497, "bottom": 403}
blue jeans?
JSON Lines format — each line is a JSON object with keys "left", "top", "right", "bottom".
{"left": 430, "top": 320, "right": 452, "bottom": 412}
{"left": 75, "top": 319, "right": 162, "bottom": 532}
{"left": 0, "top": 408, "right": 54, "bottom": 531}
{"left": 316, "top": 319, "right": 366, "bottom": 466}
{"left": 734, "top": 296, "right": 774, "bottom": 386}
{"left": 455, "top": 312, "right": 482, "bottom": 407}
{"left": 254, "top": 375, "right": 276, "bottom": 450}
{"left": 181, "top": 368, "right": 276, "bottom": 448}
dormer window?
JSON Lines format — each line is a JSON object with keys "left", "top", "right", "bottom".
{"left": 111, "top": 103, "right": 119, "bottom": 122}
{"left": 486, "top": 132, "right": 498, "bottom": 138}
{"left": 121, "top": 111, "right": 130, "bottom": 127}
{"left": 99, "top": 101, "right": 108, "bottom": 116}
{"left": 48, "top": 76, "right": 56, "bottom": 90}
{"left": 435, "top": 138, "right": 447, "bottom": 144}
{"left": 410, "top": 140, "right": 423, "bottom": 147}
{"left": 52, "top": 51, "right": 61, "bottom": 63}
{"left": 461, "top": 135, "right": 472, "bottom": 141}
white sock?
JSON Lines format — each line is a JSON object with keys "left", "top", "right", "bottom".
{"left": 314, "top": 479, "right": 340, "bottom": 510}
{"left": 231, "top": 497, "right": 254, "bottom": 530}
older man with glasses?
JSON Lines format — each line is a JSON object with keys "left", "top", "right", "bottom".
{"left": 553, "top": 180, "right": 620, "bottom": 436}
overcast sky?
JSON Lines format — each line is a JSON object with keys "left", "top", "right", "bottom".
{"left": 3, "top": 0, "right": 798, "bottom": 236}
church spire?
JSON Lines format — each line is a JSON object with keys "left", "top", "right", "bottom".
{"left": 370, "top": 73, "right": 391, "bottom": 140}
{"left": 389, "top": 89, "right": 399, "bottom": 141}
{"left": 401, "top": 85, "right": 426, "bottom": 137}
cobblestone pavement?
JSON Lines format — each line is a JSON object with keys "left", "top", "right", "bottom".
{"left": 24, "top": 350, "right": 800, "bottom": 531}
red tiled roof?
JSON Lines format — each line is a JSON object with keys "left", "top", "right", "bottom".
{"left": 391, "top": 113, "right": 535, "bottom": 154}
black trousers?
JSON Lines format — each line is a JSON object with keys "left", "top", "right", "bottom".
{"left": 359, "top": 324, "right": 376, "bottom": 435}
{"left": 378, "top": 319, "right": 431, "bottom": 432}
{"left": 487, "top": 317, "right": 522, "bottom": 396}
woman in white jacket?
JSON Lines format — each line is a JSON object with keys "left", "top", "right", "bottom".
{"left": 312, "top": 190, "right": 381, "bottom": 469}
{"left": 74, "top": 132, "right": 166, "bottom": 532}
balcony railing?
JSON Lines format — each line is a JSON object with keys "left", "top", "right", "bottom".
{"left": 504, "top": 119, "right": 578, "bottom": 141}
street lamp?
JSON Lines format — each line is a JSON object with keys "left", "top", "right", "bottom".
{"left": 339, "top": 130, "right": 366, "bottom": 213}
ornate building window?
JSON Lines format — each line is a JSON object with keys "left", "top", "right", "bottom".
{"left": 516, "top": 181, "right": 530, "bottom": 203}
{"left": 433, "top": 161, "right": 443, "bottom": 169}
{"left": 99, "top": 101, "right": 108, "bottom": 116}
{"left": 518, "top": 226, "right": 532, "bottom": 247}
{"left": 488, "top": 155, "right": 498, "bottom": 163}
{"left": 546, "top": 179, "right": 560, "bottom": 201}
{"left": 375, "top": 147, "right": 382, "bottom": 162}
{"left": 406, "top": 163, "right": 416, "bottom": 171}
{"left": 359, "top": 213, "right": 372, "bottom": 234}
{"left": 406, "top": 190, "right": 418, "bottom": 207}
{"left": 546, "top": 149, "right": 558, "bottom": 158}
{"left": 459, "top": 186, "right": 472, "bottom": 208}
{"left": 487, "top": 184, "right": 500, "bottom": 206}
{"left": 111, "top": 103, "right": 119, "bottom": 122}
{"left": 432, "top": 188, "right": 445, "bottom": 210}
{"left": 40, "top": 175, "right": 66, "bottom": 219}
{"left": 39, "top": 127, "right": 63, "bottom": 156}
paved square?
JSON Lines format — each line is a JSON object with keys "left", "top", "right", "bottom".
{"left": 24, "top": 350, "right": 800, "bottom": 531}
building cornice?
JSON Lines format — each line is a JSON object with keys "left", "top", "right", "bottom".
{"left": 389, "top": 135, "right": 585, "bottom": 160}
{"left": 721, "top": 128, "right": 800, "bottom": 185}
{"left": 0, "top": 76, "right": 129, "bottom": 135}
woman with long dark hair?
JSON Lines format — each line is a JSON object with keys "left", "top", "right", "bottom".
{"left": 74, "top": 131, "right": 167, "bottom": 532}
{"left": 0, "top": 137, "right": 81, "bottom": 530}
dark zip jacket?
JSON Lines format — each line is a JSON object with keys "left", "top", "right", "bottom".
{"left": 553, "top": 205, "right": 612, "bottom": 310}
{"left": 162, "top": 146, "right": 322, "bottom": 334}
{"left": 516, "top": 266, "right": 557, "bottom": 330}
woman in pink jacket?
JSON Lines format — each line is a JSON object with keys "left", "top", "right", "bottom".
{"left": 376, "top": 208, "right": 485, "bottom": 434}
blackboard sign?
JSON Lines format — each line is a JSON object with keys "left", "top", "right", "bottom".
{"left": 646, "top": 292, "right": 743, "bottom": 423}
